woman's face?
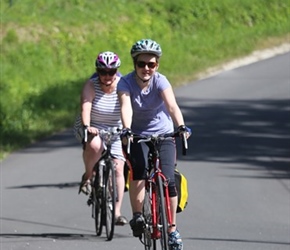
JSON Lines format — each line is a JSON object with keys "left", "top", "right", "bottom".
{"left": 97, "top": 68, "right": 117, "bottom": 86}
{"left": 135, "top": 54, "right": 158, "bottom": 82}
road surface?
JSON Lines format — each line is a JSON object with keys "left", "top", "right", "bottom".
{"left": 1, "top": 52, "right": 289, "bottom": 250}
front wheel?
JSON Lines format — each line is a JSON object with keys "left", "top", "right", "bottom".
{"left": 93, "top": 175, "right": 103, "bottom": 236}
{"left": 157, "top": 175, "right": 169, "bottom": 250}
{"left": 104, "top": 160, "right": 116, "bottom": 241}
{"left": 142, "top": 189, "right": 155, "bottom": 250}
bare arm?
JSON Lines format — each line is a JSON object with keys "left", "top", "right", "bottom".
{"left": 81, "top": 79, "right": 95, "bottom": 126}
{"left": 118, "top": 91, "right": 133, "bottom": 129}
{"left": 161, "top": 86, "right": 185, "bottom": 127}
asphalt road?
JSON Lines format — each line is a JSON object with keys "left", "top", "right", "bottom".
{"left": 1, "top": 52, "right": 289, "bottom": 250}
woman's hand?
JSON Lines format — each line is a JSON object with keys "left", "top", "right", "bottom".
{"left": 177, "top": 125, "right": 192, "bottom": 139}
{"left": 86, "top": 126, "right": 99, "bottom": 135}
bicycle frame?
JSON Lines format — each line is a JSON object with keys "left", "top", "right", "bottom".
{"left": 127, "top": 131, "right": 187, "bottom": 250}
{"left": 147, "top": 148, "right": 172, "bottom": 241}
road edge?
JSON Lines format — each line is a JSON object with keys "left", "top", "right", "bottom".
{"left": 196, "top": 43, "right": 290, "bottom": 80}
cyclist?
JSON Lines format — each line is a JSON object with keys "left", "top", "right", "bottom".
{"left": 74, "top": 51, "right": 128, "bottom": 226}
{"left": 117, "top": 39, "right": 191, "bottom": 249}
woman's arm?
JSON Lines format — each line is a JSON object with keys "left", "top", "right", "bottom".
{"left": 161, "top": 86, "right": 185, "bottom": 127}
{"left": 118, "top": 91, "right": 133, "bottom": 129}
{"left": 81, "top": 80, "right": 95, "bottom": 126}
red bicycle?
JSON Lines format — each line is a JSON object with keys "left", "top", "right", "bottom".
{"left": 127, "top": 131, "right": 187, "bottom": 250}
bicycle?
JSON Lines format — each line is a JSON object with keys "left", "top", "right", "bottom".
{"left": 126, "top": 130, "right": 188, "bottom": 250}
{"left": 84, "top": 126, "right": 121, "bottom": 241}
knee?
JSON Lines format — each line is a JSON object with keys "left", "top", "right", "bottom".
{"left": 87, "top": 136, "right": 103, "bottom": 151}
{"left": 115, "top": 161, "right": 124, "bottom": 177}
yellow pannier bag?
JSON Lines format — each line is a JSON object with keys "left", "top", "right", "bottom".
{"left": 175, "top": 169, "right": 188, "bottom": 213}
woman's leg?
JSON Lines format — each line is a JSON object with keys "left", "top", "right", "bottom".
{"left": 83, "top": 135, "right": 103, "bottom": 180}
{"left": 169, "top": 196, "right": 178, "bottom": 232}
{"left": 114, "top": 158, "right": 125, "bottom": 218}
{"left": 158, "top": 139, "right": 178, "bottom": 233}
{"left": 128, "top": 141, "right": 149, "bottom": 213}
{"left": 126, "top": 141, "right": 149, "bottom": 236}
{"left": 129, "top": 179, "right": 146, "bottom": 213}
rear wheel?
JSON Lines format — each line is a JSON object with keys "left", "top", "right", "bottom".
{"left": 104, "top": 160, "right": 116, "bottom": 241}
{"left": 157, "top": 175, "right": 169, "bottom": 250}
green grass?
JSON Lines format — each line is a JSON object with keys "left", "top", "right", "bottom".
{"left": 0, "top": 0, "right": 289, "bottom": 159}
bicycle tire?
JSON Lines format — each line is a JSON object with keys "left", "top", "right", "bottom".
{"left": 93, "top": 176, "right": 103, "bottom": 236}
{"left": 143, "top": 189, "right": 155, "bottom": 250}
{"left": 95, "top": 195, "right": 103, "bottom": 236}
{"left": 157, "top": 175, "right": 169, "bottom": 250}
{"left": 104, "top": 160, "right": 116, "bottom": 241}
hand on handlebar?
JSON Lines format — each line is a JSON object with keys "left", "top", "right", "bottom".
{"left": 177, "top": 125, "right": 192, "bottom": 139}
{"left": 120, "top": 128, "right": 133, "bottom": 155}
{"left": 177, "top": 125, "right": 191, "bottom": 156}
{"left": 121, "top": 128, "right": 132, "bottom": 140}
{"left": 83, "top": 125, "right": 99, "bottom": 144}
{"left": 85, "top": 126, "right": 99, "bottom": 136}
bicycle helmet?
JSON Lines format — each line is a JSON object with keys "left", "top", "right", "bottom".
{"left": 130, "top": 39, "right": 162, "bottom": 58}
{"left": 95, "top": 51, "right": 121, "bottom": 69}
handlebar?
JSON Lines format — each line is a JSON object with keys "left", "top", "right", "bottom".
{"left": 83, "top": 127, "right": 121, "bottom": 143}
{"left": 83, "top": 127, "right": 121, "bottom": 151}
{"left": 126, "top": 130, "right": 188, "bottom": 156}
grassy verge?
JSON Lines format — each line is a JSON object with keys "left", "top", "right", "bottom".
{"left": 0, "top": 0, "right": 289, "bottom": 159}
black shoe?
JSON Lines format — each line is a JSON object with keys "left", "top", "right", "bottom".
{"left": 129, "top": 214, "right": 145, "bottom": 237}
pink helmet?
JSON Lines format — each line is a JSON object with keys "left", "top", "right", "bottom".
{"left": 95, "top": 51, "right": 121, "bottom": 69}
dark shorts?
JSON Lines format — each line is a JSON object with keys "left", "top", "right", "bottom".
{"left": 125, "top": 138, "right": 177, "bottom": 188}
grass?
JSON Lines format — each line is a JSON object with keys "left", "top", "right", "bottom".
{"left": 0, "top": 0, "right": 289, "bottom": 159}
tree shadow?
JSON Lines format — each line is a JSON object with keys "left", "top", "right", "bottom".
{"left": 15, "top": 129, "right": 80, "bottom": 154}
{"left": 175, "top": 97, "right": 290, "bottom": 179}
{"left": 0, "top": 217, "right": 130, "bottom": 241}
{"left": 0, "top": 233, "right": 92, "bottom": 241}
{"left": 0, "top": 232, "right": 130, "bottom": 241}
{"left": 7, "top": 181, "right": 79, "bottom": 190}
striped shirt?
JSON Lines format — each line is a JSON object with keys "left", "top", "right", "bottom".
{"left": 90, "top": 77, "right": 122, "bottom": 129}
{"left": 74, "top": 77, "right": 124, "bottom": 161}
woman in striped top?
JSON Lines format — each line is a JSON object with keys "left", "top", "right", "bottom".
{"left": 74, "top": 51, "right": 127, "bottom": 225}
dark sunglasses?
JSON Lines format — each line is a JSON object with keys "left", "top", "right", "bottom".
{"left": 136, "top": 61, "right": 157, "bottom": 69}
{"left": 97, "top": 69, "right": 117, "bottom": 76}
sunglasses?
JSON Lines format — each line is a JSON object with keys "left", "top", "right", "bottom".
{"left": 97, "top": 69, "right": 117, "bottom": 76}
{"left": 136, "top": 61, "right": 157, "bottom": 69}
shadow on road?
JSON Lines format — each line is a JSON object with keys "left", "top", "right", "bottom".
{"left": 0, "top": 233, "right": 93, "bottom": 240}
{"left": 15, "top": 129, "right": 80, "bottom": 154}
{"left": 0, "top": 232, "right": 130, "bottom": 241}
{"left": 11, "top": 97, "right": 289, "bottom": 180}
{"left": 0, "top": 217, "right": 131, "bottom": 240}
{"left": 7, "top": 182, "right": 79, "bottom": 190}
{"left": 176, "top": 97, "right": 290, "bottom": 179}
